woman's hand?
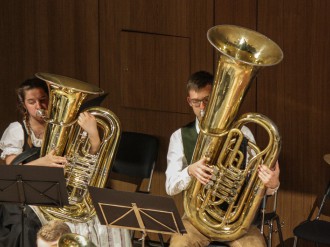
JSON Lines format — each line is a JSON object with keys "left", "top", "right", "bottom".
{"left": 29, "top": 149, "right": 67, "bottom": 168}
{"left": 77, "top": 112, "right": 101, "bottom": 154}
{"left": 77, "top": 112, "right": 98, "bottom": 137}
{"left": 188, "top": 157, "right": 213, "bottom": 185}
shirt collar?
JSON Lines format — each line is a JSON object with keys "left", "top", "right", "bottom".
{"left": 195, "top": 117, "right": 200, "bottom": 134}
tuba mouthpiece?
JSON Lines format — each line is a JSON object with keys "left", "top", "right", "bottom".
{"left": 36, "top": 109, "right": 46, "bottom": 118}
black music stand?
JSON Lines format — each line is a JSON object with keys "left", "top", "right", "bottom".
{"left": 0, "top": 165, "right": 69, "bottom": 247}
{"left": 88, "top": 186, "right": 186, "bottom": 247}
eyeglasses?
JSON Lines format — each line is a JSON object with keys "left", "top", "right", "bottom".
{"left": 189, "top": 96, "right": 210, "bottom": 107}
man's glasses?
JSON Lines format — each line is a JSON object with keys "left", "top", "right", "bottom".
{"left": 188, "top": 96, "right": 210, "bottom": 107}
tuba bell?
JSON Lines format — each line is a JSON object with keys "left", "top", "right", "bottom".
{"left": 35, "top": 72, "right": 121, "bottom": 223}
{"left": 183, "top": 25, "right": 283, "bottom": 241}
{"left": 57, "top": 233, "right": 96, "bottom": 247}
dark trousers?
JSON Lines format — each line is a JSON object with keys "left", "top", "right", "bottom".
{"left": 0, "top": 204, "right": 42, "bottom": 247}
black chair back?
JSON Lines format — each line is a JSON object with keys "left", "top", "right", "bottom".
{"left": 293, "top": 181, "right": 330, "bottom": 246}
{"left": 111, "top": 131, "right": 159, "bottom": 192}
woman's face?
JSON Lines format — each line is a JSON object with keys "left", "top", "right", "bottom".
{"left": 23, "top": 88, "right": 49, "bottom": 122}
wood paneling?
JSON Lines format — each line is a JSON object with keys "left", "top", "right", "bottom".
{"left": 1, "top": 1, "right": 330, "bottom": 246}
{"left": 120, "top": 0, "right": 190, "bottom": 37}
{"left": 257, "top": 1, "right": 330, "bottom": 245}
{"left": 120, "top": 31, "right": 190, "bottom": 113}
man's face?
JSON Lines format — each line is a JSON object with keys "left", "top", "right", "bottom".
{"left": 187, "top": 84, "right": 212, "bottom": 121}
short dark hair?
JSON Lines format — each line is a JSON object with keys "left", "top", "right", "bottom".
{"left": 186, "top": 71, "right": 213, "bottom": 92}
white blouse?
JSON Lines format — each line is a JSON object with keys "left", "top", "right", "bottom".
{"left": 0, "top": 121, "right": 42, "bottom": 160}
{"left": 1, "top": 122, "right": 133, "bottom": 247}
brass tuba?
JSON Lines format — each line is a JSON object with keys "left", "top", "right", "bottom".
{"left": 35, "top": 72, "right": 121, "bottom": 223}
{"left": 58, "top": 233, "right": 96, "bottom": 247}
{"left": 183, "top": 25, "right": 283, "bottom": 241}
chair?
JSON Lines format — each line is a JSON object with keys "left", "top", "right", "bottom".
{"left": 292, "top": 174, "right": 330, "bottom": 247}
{"left": 110, "top": 131, "right": 159, "bottom": 193}
{"left": 109, "top": 131, "right": 162, "bottom": 246}
{"left": 260, "top": 192, "right": 285, "bottom": 247}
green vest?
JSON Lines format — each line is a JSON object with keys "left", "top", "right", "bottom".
{"left": 181, "top": 121, "right": 248, "bottom": 166}
{"left": 181, "top": 121, "right": 198, "bottom": 164}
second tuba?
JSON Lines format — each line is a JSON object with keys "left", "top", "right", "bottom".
{"left": 35, "top": 73, "right": 121, "bottom": 223}
{"left": 58, "top": 233, "right": 97, "bottom": 247}
{"left": 183, "top": 25, "right": 283, "bottom": 241}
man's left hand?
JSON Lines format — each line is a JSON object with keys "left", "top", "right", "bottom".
{"left": 258, "top": 161, "right": 280, "bottom": 189}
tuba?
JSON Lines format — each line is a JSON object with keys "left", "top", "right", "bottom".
{"left": 35, "top": 72, "right": 121, "bottom": 223}
{"left": 58, "top": 233, "right": 96, "bottom": 247}
{"left": 183, "top": 25, "right": 283, "bottom": 241}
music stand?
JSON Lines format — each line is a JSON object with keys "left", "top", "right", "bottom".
{"left": 88, "top": 186, "right": 186, "bottom": 247}
{"left": 0, "top": 165, "right": 69, "bottom": 247}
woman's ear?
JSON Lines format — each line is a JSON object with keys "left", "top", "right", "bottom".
{"left": 18, "top": 94, "right": 24, "bottom": 105}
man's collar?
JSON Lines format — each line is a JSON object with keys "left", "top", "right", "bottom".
{"left": 195, "top": 117, "right": 200, "bottom": 134}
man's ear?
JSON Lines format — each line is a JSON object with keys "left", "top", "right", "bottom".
{"left": 187, "top": 97, "right": 191, "bottom": 106}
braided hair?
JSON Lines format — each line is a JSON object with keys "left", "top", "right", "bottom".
{"left": 16, "top": 77, "right": 49, "bottom": 147}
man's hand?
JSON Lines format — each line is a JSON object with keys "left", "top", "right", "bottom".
{"left": 188, "top": 157, "right": 213, "bottom": 185}
{"left": 258, "top": 161, "right": 280, "bottom": 189}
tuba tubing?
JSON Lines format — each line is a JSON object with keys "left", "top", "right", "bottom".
{"left": 183, "top": 25, "right": 283, "bottom": 241}
{"left": 35, "top": 73, "right": 121, "bottom": 223}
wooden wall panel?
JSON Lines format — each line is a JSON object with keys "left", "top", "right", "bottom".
{"left": 120, "top": 31, "right": 190, "bottom": 113}
{"left": 0, "top": 0, "right": 99, "bottom": 86}
{"left": 258, "top": 1, "right": 330, "bottom": 246}
{"left": 120, "top": 0, "right": 189, "bottom": 37}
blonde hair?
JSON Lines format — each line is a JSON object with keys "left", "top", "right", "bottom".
{"left": 37, "top": 220, "right": 71, "bottom": 242}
